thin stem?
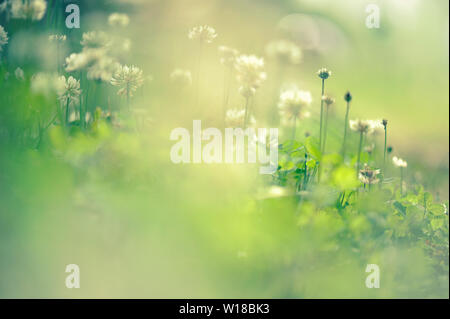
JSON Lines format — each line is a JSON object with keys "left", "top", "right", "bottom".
{"left": 243, "top": 97, "right": 250, "bottom": 129}
{"left": 342, "top": 101, "right": 350, "bottom": 158}
{"left": 322, "top": 105, "right": 329, "bottom": 154}
{"left": 356, "top": 131, "right": 364, "bottom": 178}
{"left": 292, "top": 115, "right": 297, "bottom": 140}
{"left": 319, "top": 78, "right": 325, "bottom": 149}
{"left": 400, "top": 167, "right": 404, "bottom": 196}
{"left": 223, "top": 67, "right": 232, "bottom": 125}
{"left": 65, "top": 98, "right": 70, "bottom": 127}
{"left": 383, "top": 126, "right": 387, "bottom": 172}
{"left": 194, "top": 42, "right": 203, "bottom": 108}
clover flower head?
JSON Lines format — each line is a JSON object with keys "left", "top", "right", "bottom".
{"left": 317, "top": 67, "right": 331, "bottom": 80}
{"left": 392, "top": 156, "right": 407, "bottom": 168}
{"left": 188, "top": 25, "right": 217, "bottom": 44}
{"left": 58, "top": 76, "right": 81, "bottom": 106}
{"left": 218, "top": 45, "right": 239, "bottom": 68}
{"left": 235, "top": 54, "right": 266, "bottom": 91}
{"left": 31, "top": 72, "right": 65, "bottom": 96}
{"left": 15, "top": 67, "right": 24, "bottom": 80}
{"left": 225, "top": 108, "right": 255, "bottom": 128}
{"left": 265, "top": 39, "right": 302, "bottom": 65}
{"left": 11, "top": 0, "right": 47, "bottom": 21}
{"left": 359, "top": 164, "right": 381, "bottom": 185}
{"left": 369, "top": 119, "right": 385, "bottom": 135}
{"left": 349, "top": 119, "right": 373, "bottom": 134}
{"left": 0, "top": 25, "right": 8, "bottom": 52}
{"left": 322, "top": 95, "right": 335, "bottom": 106}
{"left": 170, "top": 68, "right": 192, "bottom": 87}
{"left": 238, "top": 85, "right": 256, "bottom": 98}
{"left": 87, "top": 55, "right": 120, "bottom": 82}
{"left": 110, "top": 65, "right": 145, "bottom": 97}
{"left": 81, "top": 31, "right": 111, "bottom": 49}
{"left": 108, "top": 13, "right": 130, "bottom": 27}
{"left": 278, "top": 87, "right": 312, "bottom": 120}
{"left": 49, "top": 34, "right": 66, "bottom": 43}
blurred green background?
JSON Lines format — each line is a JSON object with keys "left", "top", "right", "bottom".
{"left": 0, "top": 0, "right": 448, "bottom": 298}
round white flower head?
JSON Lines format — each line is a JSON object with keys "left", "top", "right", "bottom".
{"left": 225, "top": 108, "right": 255, "bottom": 128}
{"left": 278, "top": 87, "right": 312, "bottom": 121}
{"left": 188, "top": 25, "right": 217, "bottom": 44}
{"left": 349, "top": 119, "right": 373, "bottom": 134}
{"left": 108, "top": 13, "right": 130, "bottom": 27}
{"left": 317, "top": 67, "right": 331, "bottom": 80}
{"left": 87, "top": 55, "right": 120, "bottom": 82}
{"left": 81, "top": 31, "right": 111, "bottom": 49}
{"left": 218, "top": 45, "right": 239, "bottom": 68}
{"left": 265, "top": 39, "right": 302, "bottom": 65}
{"left": 235, "top": 54, "right": 266, "bottom": 91}
{"left": 392, "top": 156, "right": 407, "bottom": 168}
{"left": 322, "top": 95, "right": 335, "bottom": 106}
{"left": 359, "top": 164, "right": 381, "bottom": 185}
{"left": 170, "top": 69, "right": 192, "bottom": 87}
{"left": 31, "top": 72, "right": 65, "bottom": 96}
{"left": 15, "top": 67, "right": 25, "bottom": 81}
{"left": 110, "top": 65, "right": 145, "bottom": 97}
{"left": 11, "top": 0, "right": 47, "bottom": 21}
{"left": 58, "top": 76, "right": 81, "bottom": 107}
{"left": 368, "top": 119, "right": 384, "bottom": 135}
{"left": 49, "top": 34, "right": 67, "bottom": 43}
{"left": 0, "top": 25, "right": 8, "bottom": 52}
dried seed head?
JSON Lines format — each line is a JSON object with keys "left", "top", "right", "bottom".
{"left": 359, "top": 164, "right": 381, "bottom": 185}
{"left": 382, "top": 119, "right": 388, "bottom": 127}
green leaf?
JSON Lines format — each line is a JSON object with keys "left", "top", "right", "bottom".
{"left": 430, "top": 218, "right": 444, "bottom": 230}
{"left": 430, "top": 204, "right": 446, "bottom": 216}
{"left": 331, "top": 166, "right": 359, "bottom": 191}
{"left": 305, "top": 136, "right": 322, "bottom": 160}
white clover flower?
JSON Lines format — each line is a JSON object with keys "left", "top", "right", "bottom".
{"left": 170, "top": 68, "right": 192, "bottom": 86}
{"left": 278, "top": 87, "right": 312, "bottom": 121}
{"left": 11, "top": 0, "right": 47, "bottom": 21}
{"left": 359, "top": 164, "right": 381, "bottom": 185}
{"left": 49, "top": 34, "right": 66, "bottom": 43}
{"left": 368, "top": 119, "right": 385, "bottom": 135}
{"left": 218, "top": 45, "right": 239, "bottom": 68}
{"left": 322, "top": 95, "right": 335, "bottom": 107}
{"left": 58, "top": 76, "right": 81, "bottom": 107}
{"left": 0, "top": 1, "right": 8, "bottom": 13}
{"left": 392, "top": 156, "right": 408, "bottom": 168}
{"left": 14, "top": 67, "right": 24, "bottom": 80}
{"left": 86, "top": 55, "right": 120, "bottom": 82}
{"left": 110, "top": 65, "right": 145, "bottom": 97}
{"left": 108, "top": 13, "right": 130, "bottom": 27}
{"left": 317, "top": 67, "right": 331, "bottom": 80}
{"left": 81, "top": 31, "right": 111, "bottom": 49}
{"left": 0, "top": 25, "right": 8, "bottom": 52}
{"left": 349, "top": 119, "right": 373, "bottom": 134}
{"left": 235, "top": 54, "right": 266, "bottom": 96}
{"left": 225, "top": 108, "right": 255, "bottom": 128}
{"left": 265, "top": 39, "right": 302, "bottom": 65}
{"left": 188, "top": 25, "right": 217, "bottom": 44}
{"left": 31, "top": 72, "right": 65, "bottom": 96}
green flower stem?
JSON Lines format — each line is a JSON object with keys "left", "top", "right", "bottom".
{"left": 222, "top": 67, "right": 232, "bottom": 125}
{"left": 322, "top": 105, "right": 330, "bottom": 154}
{"left": 383, "top": 126, "right": 387, "bottom": 172}
{"left": 292, "top": 115, "right": 297, "bottom": 140}
{"left": 342, "top": 101, "right": 350, "bottom": 158}
{"left": 356, "top": 131, "right": 364, "bottom": 178}
{"left": 65, "top": 98, "right": 70, "bottom": 127}
{"left": 400, "top": 167, "right": 404, "bottom": 196}
{"left": 319, "top": 78, "right": 325, "bottom": 149}
{"left": 243, "top": 96, "right": 250, "bottom": 129}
